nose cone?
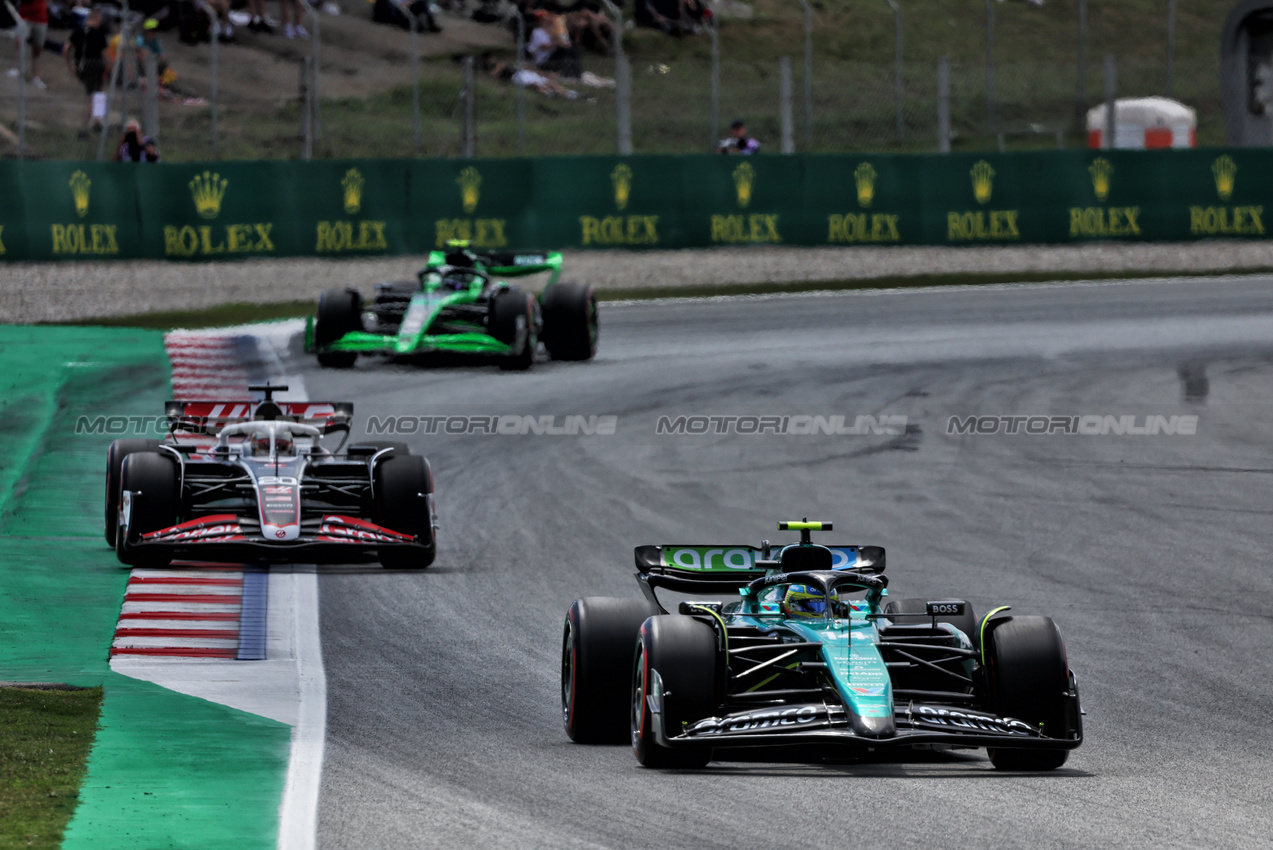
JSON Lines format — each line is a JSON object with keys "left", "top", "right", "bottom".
{"left": 851, "top": 711, "right": 896, "bottom": 738}
{"left": 263, "top": 523, "right": 300, "bottom": 541}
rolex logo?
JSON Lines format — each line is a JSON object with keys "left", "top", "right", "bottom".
{"left": 970, "top": 160, "right": 995, "bottom": 205}
{"left": 854, "top": 162, "right": 877, "bottom": 208}
{"left": 458, "top": 167, "right": 481, "bottom": 214}
{"left": 733, "top": 162, "right": 755, "bottom": 209}
{"left": 1089, "top": 157, "right": 1113, "bottom": 202}
{"left": 189, "top": 171, "right": 228, "bottom": 220}
{"left": 611, "top": 164, "right": 632, "bottom": 211}
{"left": 1212, "top": 155, "right": 1237, "bottom": 202}
{"left": 69, "top": 170, "right": 91, "bottom": 218}
{"left": 342, "top": 168, "right": 365, "bottom": 215}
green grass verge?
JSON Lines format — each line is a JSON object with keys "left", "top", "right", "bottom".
{"left": 0, "top": 686, "right": 103, "bottom": 850}
{"left": 59, "top": 267, "right": 1273, "bottom": 330}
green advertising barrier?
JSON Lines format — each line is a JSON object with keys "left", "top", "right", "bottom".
{"left": 0, "top": 149, "right": 1267, "bottom": 262}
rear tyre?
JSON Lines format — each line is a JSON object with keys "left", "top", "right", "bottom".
{"left": 632, "top": 615, "right": 717, "bottom": 769}
{"left": 541, "top": 282, "right": 598, "bottom": 361}
{"left": 115, "top": 452, "right": 178, "bottom": 568}
{"left": 562, "top": 597, "right": 659, "bottom": 744}
{"left": 374, "top": 454, "right": 436, "bottom": 569}
{"left": 984, "top": 615, "right": 1072, "bottom": 771}
{"left": 489, "top": 289, "right": 537, "bottom": 371}
{"left": 315, "top": 287, "right": 362, "bottom": 369}
{"left": 105, "top": 438, "right": 161, "bottom": 545}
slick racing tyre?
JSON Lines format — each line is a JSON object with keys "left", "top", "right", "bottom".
{"left": 105, "top": 438, "right": 161, "bottom": 546}
{"left": 115, "top": 452, "right": 177, "bottom": 568}
{"left": 489, "top": 288, "right": 538, "bottom": 372}
{"left": 540, "top": 282, "right": 598, "bottom": 362}
{"left": 315, "top": 287, "right": 363, "bottom": 369}
{"left": 374, "top": 454, "right": 436, "bottom": 569}
{"left": 983, "top": 615, "right": 1073, "bottom": 771}
{"left": 632, "top": 615, "right": 718, "bottom": 769}
{"left": 562, "top": 597, "right": 659, "bottom": 744}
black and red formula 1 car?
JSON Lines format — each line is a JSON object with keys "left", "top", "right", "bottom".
{"left": 105, "top": 385, "right": 436, "bottom": 569}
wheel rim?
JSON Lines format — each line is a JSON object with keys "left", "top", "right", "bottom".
{"left": 630, "top": 643, "right": 646, "bottom": 749}
{"left": 561, "top": 621, "right": 575, "bottom": 727}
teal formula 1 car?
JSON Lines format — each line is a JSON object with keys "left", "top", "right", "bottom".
{"left": 562, "top": 520, "right": 1083, "bottom": 770}
{"left": 306, "top": 244, "right": 597, "bottom": 371}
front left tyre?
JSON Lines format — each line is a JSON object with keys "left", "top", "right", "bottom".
{"left": 374, "top": 453, "right": 436, "bottom": 569}
{"left": 983, "top": 615, "right": 1076, "bottom": 771}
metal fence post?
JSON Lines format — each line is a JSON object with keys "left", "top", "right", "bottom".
{"left": 616, "top": 54, "right": 632, "bottom": 154}
{"left": 885, "top": 0, "right": 902, "bottom": 141}
{"left": 462, "top": 54, "right": 475, "bottom": 157}
{"left": 1103, "top": 53, "right": 1115, "bottom": 150}
{"left": 779, "top": 56, "right": 794, "bottom": 153}
{"left": 143, "top": 51, "right": 159, "bottom": 140}
{"left": 15, "top": 14, "right": 26, "bottom": 159}
{"left": 306, "top": 4, "right": 322, "bottom": 143}
{"left": 984, "top": 0, "right": 995, "bottom": 132}
{"left": 1077, "top": 0, "right": 1086, "bottom": 119}
{"left": 798, "top": 0, "right": 811, "bottom": 147}
{"left": 409, "top": 4, "right": 421, "bottom": 153}
{"left": 300, "top": 58, "right": 312, "bottom": 160}
{"left": 937, "top": 56, "right": 950, "bottom": 153}
{"left": 97, "top": 14, "right": 130, "bottom": 161}
{"left": 196, "top": 0, "right": 219, "bottom": 157}
{"left": 1165, "top": 0, "right": 1177, "bottom": 97}
{"left": 709, "top": 20, "right": 720, "bottom": 146}
{"left": 515, "top": 12, "right": 525, "bottom": 155}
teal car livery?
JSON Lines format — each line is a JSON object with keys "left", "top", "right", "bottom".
{"left": 306, "top": 242, "right": 598, "bottom": 371}
{"left": 561, "top": 520, "right": 1083, "bottom": 770}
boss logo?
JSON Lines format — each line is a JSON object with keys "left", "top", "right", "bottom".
{"left": 926, "top": 601, "right": 965, "bottom": 616}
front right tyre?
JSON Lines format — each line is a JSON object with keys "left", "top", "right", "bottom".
{"left": 983, "top": 615, "right": 1074, "bottom": 771}
{"left": 631, "top": 614, "right": 717, "bottom": 769}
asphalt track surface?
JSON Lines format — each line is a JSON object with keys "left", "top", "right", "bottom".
{"left": 293, "top": 275, "right": 1273, "bottom": 849}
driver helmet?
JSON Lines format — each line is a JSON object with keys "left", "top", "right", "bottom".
{"left": 781, "top": 584, "right": 827, "bottom": 619}
{"left": 442, "top": 272, "right": 470, "bottom": 291}
{"left": 250, "top": 430, "right": 293, "bottom": 457}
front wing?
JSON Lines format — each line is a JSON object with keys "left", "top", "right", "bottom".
{"left": 132, "top": 513, "right": 432, "bottom": 563}
{"left": 646, "top": 672, "right": 1083, "bottom": 753}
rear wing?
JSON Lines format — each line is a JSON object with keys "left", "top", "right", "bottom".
{"left": 424, "top": 249, "right": 563, "bottom": 278}
{"left": 634, "top": 544, "right": 885, "bottom": 606}
{"left": 164, "top": 400, "right": 354, "bottom": 436}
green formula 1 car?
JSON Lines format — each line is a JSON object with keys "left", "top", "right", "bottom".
{"left": 305, "top": 243, "right": 597, "bottom": 371}
{"left": 561, "top": 520, "right": 1083, "bottom": 770}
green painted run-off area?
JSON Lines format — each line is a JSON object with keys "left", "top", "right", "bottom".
{"left": 0, "top": 326, "right": 289, "bottom": 849}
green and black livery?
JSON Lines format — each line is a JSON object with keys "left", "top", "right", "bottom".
{"left": 306, "top": 242, "right": 598, "bottom": 371}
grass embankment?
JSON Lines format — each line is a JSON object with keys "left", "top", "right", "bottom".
{"left": 0, "top": 686, "right": 103, "bottom": 850}
{"left": 15, "top": 0, "right": 1229, "bottom": 160}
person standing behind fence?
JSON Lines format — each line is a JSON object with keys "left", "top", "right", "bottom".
{"left": 66, "top": 7, "right": 109, "bottom": 138}
{"left": 114, "top": 118, "right": 160, "bottom": 161}
{"left": 8, "top": 0, "right": 49, "bottom": 88}
{"left": 715, "top": 118, "right": 760, "bottom": 154}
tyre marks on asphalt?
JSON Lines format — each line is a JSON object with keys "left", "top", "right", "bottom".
{"left": 110, "top": 565, "right": 268, "bottom": 660}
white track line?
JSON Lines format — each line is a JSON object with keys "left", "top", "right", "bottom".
{"left": 277, "top": 568, "right": 326, "bottom": 850}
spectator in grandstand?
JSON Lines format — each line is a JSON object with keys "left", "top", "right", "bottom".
{"left": 715, "top": 118, "right": 760, "bottom": 154}
{"left": 527, "top": 10, "right": 580, "bottom": 78}
{"left": 66, "top": 7, "right": 109, "bottom": 137}
{"left": 487, "top": 58, "right": 578, "bottom": 98}
{"left": 8, "top": 0, "right": 49, "bottom": 89}
{"left": 114, "top": 118, "right": 161, "bottom": 161}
